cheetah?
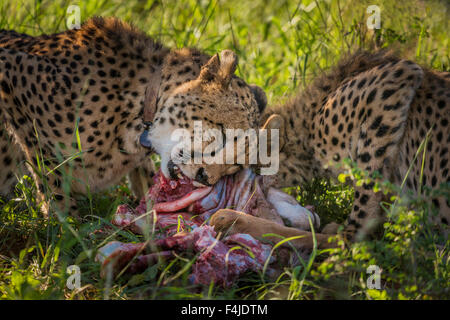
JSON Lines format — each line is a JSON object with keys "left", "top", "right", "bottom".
{"left": 0, "top": 17, "right": 266, "bottom": 216}
{"left": 258, "top": 51, "right": 450, "bottom": 243}
{"left": 151, "top": 50, "right": 449, "bottom": 248}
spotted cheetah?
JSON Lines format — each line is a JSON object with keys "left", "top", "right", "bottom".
{"left": 0, "top": 17, "right": 266, "bottom": 216}
{"left": 259, "top": 51, "right": 449, "bottom": 241}
{"left": 155, "top": 50, "right": 449, "bottom": 247}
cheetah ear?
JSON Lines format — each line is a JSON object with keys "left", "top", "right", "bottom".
{"left": 198, "top": 50, "right": 238, "bottom": 88}
{"left": 261, "top": 114, "right": 285, "bottom": 150}
{"left": 143, "top": 86, "right": 157, "bottom": 122}
{"left": 249, "top": 84, "right": 267, "bottom": 113}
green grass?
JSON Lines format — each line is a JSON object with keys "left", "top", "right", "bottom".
{"left": 0, "top": 0, "right": 449, "bottom": 300}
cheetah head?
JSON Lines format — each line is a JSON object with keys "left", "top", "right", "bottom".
{"left": 140, "top": 50, "right": 268, "bottom": 185}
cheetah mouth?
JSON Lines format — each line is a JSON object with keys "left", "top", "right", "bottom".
{"left": 167, "top": 160, "right": 185, "bottom": 180}
{"left": 167, "top": 159, "right": 210, "bottom": 187}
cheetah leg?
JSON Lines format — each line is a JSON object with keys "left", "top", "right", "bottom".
{"left": 0, "top": 124, "right": 28, "bottom": 199}
{"left": 30, "top": 168, "right": 81, "bottom": 219}
{"left": 344, "top": 183, "right": 385, "bottom": 240}
{"left": 0, "top": 47, "right": 88, "bottom": 219}
{"left": 210, "top": 209, "right": 337, "bottom": 250}
{"left": 127, "top": 159, "right": 157, "bottom": 200}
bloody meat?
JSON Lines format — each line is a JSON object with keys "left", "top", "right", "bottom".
{"left": 97, "top": 169, "right": 317, "bottom": 286}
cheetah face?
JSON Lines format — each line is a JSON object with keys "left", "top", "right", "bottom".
{"left": 141, "top": 50, "right": 267, "bottom": 185}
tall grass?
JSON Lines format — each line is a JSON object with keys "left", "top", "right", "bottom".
{"left": 0, "top": 0, "right": 449, "bottom": 299}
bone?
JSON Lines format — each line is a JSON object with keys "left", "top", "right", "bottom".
{"left": 266, "top": 188, "right": 320, "bottom": 230}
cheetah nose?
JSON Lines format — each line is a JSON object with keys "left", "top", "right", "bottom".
{"left": 139, "top": 129, "right": 153, "bottom": 149}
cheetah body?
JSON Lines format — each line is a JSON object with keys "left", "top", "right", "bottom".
{"left": 0, "top": 17, "right": 264, "bottom": 214}
{"left": 262, "top": 51, "right": 450, "bottom": 235}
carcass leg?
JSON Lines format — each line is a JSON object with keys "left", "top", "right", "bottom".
{"left": 210, "top": 209, "right": 337, "bottom": 250}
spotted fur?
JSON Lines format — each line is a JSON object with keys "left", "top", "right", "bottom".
{"left": 0, "top": 17, "right": 265, "bottom": 216}
{"left": 261, "top": 51, "right": 450, "bottom": 238}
